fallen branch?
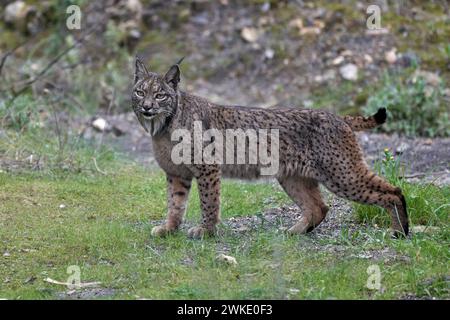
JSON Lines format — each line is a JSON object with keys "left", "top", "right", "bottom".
{"left": 44, "top": 277, "right": 101, "bottom": 288}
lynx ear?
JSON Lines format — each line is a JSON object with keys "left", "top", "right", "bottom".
{"left": 164, "top": 58, "right": 184, "bottom": 90}
{"left": 135, "top": 57, "right": 149, "bottom": 83}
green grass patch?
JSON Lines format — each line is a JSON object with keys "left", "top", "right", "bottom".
{"left": 0, "top": 162, "right": 448, "bottom": 299}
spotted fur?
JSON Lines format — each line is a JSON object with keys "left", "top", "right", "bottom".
{"left": 132, "top": 58, "right": 409, "bottom": 239}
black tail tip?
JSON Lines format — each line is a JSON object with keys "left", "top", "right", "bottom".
{"left": 373, "top": 107, "right": 387, "bottom": 124}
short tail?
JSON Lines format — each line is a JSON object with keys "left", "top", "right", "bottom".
{"left": 342, "top": 108, "right": 387, "bottom": 131}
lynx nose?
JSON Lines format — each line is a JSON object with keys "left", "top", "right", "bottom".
{"left": 142, "top": 103, "right": 153, "bottom": 112}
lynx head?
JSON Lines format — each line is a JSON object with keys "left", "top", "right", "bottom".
{"left": 132, "top": 57, "right": 183, "bottom": 136}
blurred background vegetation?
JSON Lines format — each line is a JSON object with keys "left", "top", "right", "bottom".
{"left": 0, "top": 0, "right": 449, "bottom": 173}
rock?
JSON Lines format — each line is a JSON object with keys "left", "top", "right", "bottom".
{"left": 59, "top": 204, "right": 66, "bottom": 209}
{"left": 314, "top": 69, "right": 336, "bottom": 83}
{"left": 303, "top": 100, "right": 314, "bottom": 108}
{"left": 332, "top": 56, "right": 344, "bottom": 66}
{"left": 92, "top": 118, "right": 108, "bottom": 132}
{"left": 241, "top": 27, "right": 260, "bottom": 43}
{"left": 289, "top": 18, "right": 304, "bottom": 31}
{"left": 260, "top": 2, "right": 270, "bottom": 12}
{"left": 264, "top": 48, "right": 274, "bottom": 60}
{"left": 385, "top": 48, "right": 397, "bottom": 64}
{"left": 3, "top": 1, "right": 35, "bottom": 33}
{"left": 216, "top": 254, "right": 237, "bottom": 266}
{"left": 4, "top": 1, "right": 27, "bottom": 24}
{"left": 300, "top": 26, "right": 321, "bottom": 35}
{"left": 364, "top": 54, "right": 374, "bottom": 64}
{"left": 395, "top": 142, "right": 410, "bottom": 155}
{"left": 340, "top": 50, "right": 353, "bottom": 57}
{"left": 128, "top": 29, "right": 141, "bottom": 40}
{"left": 126, "top": 0, "right": 143, "bottom": 14}
{"left": 3, "top": 251, "right": 10, "bottom": 257}
{"left": 339, "top": 63, "right": 358, "bottom": 81}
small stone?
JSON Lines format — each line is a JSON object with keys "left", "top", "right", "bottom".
{"left": 260, "top": 2, "right": 270, "bottom": 12}
{"left": 92, "top": 118, "right": 108, "bottom": 132}
{"left": 339, "top": 63, "right": 358, "bottom": 81}
{"left": 423, "top": 139, "right": 433, "bottom": 145}
{"left": 332, "top": 56, "right": 344, "bottom": 65}
{"left": 300, "top": 26, "right": 321, "bottom": 35}
{"left": 128, "top": 29, "right": 141, "bottom": 40}
{"left": 385, "top": 48, "right": 397, "bottom": 64}
{"left": 364, "top": 54, "right": 373, "bottom": 64}
{"left": 59, "top": 204, "right": 66, "bottom": 209}
{"left": 395, "top": 142, "right": 410, "bottom": 155}
{"left": 216, "top": 254, "right": 237, "bottom": 266}
{"left": 303, "top": 100, "right": 314, "bottom": 108}
{"left": 264, "top": 48, "right": 274, "bottom": 60}
{"left": 241, "top": 27, "right": 260, "bottom": 43}
{"left": 289, "top": 18, "right": 303, "bottom": 31}
{"left": 4, "top": 1, "right": 27, "bottom": 26}
{"left": 3, "top": 252, "right": 10, "bottom": 257}
{"left": 126, "top": 0, "right": 143, "bottom": 15}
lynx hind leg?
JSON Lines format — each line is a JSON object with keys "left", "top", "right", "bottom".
{"left": 322, "top": 164, "right": 409, "bottom": 238}
{"left": 278, "top": 176, "right": 329, "bottom": 235}
{"left": 151, "top": 175, "right": 192, "bottom": 237}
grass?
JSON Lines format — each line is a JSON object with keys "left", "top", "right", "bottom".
{"left": 0, "top": 157, "right": 448, "bottom": 299}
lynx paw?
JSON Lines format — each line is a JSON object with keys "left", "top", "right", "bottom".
{"left": 151, "top": 225, "right": 169, "bottom": 237}
{"left": 287, "top": 217, "right": 311, "bottom": 235}
{"left": 187, "top": 226, "right": 214, "bottom": 239}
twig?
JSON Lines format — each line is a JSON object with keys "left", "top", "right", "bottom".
{"left": 4, "top": 26, "right": 99, "bottom": 100}
{"left": 92, "top": 157, "right": 107, "bottom": 175}
{"left": 0, "top": 40, "right": 29, "bottom": 78}
{"left": 96, "top": 89, "right": 116, "bottom": 153}
{"left": 44, "top": 277, "right": 101, "bottom": 288}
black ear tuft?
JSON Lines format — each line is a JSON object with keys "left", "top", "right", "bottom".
{"left": 374, "top": 107, "right": 387, "bottom": 124}
{"left": 135, "top": 56, "right": 149, "bottom": 83}
{"left": 176, "top": 56, "right": 185, "bottom": 66}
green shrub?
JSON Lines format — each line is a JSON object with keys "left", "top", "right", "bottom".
{"left": 0, "top": 95, "right": 42, "bottom": 130}
{"left": 363, "top": 73, "right": 450, "bottom": 137}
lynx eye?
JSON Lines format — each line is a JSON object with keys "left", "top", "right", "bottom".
{"left": 135, "top": 90, "right": 145, "bottom": 98}
{"left": 155, "top": 93, "right": 166, "bottom": 100}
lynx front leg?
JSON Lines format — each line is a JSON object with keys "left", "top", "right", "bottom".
{"left": 188, "top": 167, "right": 221, "bottom": 239}
{"left": 151, "top": 175, "right": 192, "bottom": 237}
